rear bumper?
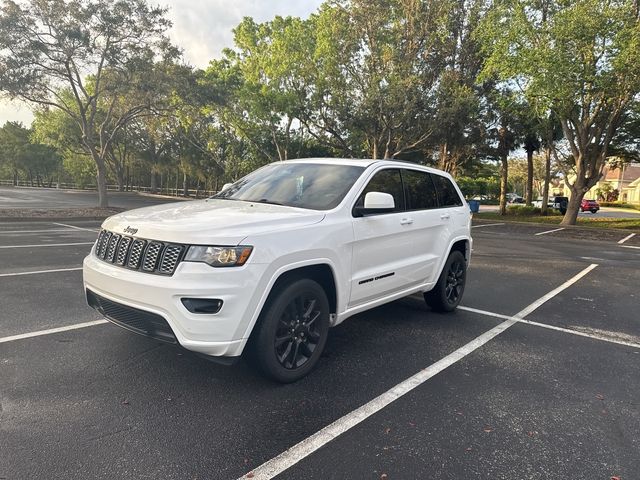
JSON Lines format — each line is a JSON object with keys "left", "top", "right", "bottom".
{"left": 83, "top": 253, "right": 268, "bottom": 357}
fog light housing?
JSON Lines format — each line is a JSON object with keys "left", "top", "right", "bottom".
{"left": 181, "top": 298, "right": 223, "bottom": 314}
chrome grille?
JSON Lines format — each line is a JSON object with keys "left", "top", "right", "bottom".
{"left": 105, "top": 234, "right": 120, "bottom": 263}
{"left": 97, "top": 231, "right": 112, "bottom": 258}
{"left": 142, "top": 242, "right": 162, "bottom": 271}
{"left": 128, "top": 239, "right": 146, "bottom": 269}
{"left": 159, "top": 245, "right": 184, "bottom": 274}
{"left": 93, "top": 229, "right": 184, "bottom": 275}
{"left": 115, "top": 236, "right": 132, "bottom": 266}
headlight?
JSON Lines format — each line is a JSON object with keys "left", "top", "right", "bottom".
{"left": 184, "top": 245, "right": 253, "bottom": 267}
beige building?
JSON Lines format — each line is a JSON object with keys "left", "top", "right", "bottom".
{"left": 562, "top": 163, "right": 640, "bottom": 204}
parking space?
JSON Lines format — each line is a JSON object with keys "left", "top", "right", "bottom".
{"left": 1, "top": 209, "right": 639, "bottom": 479}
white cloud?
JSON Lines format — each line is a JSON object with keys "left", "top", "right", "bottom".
{"left": 167, "top": 0, "right": 323, "bottom": 67}
{"left": 0, "top": 99, "right": 35, "bottom": 126}
{"left": 0, "top": 0, "right": 324, "bottom": 125}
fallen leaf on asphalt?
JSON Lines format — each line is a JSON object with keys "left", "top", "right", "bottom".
{"left": 465, "top": 447, "right": 473, "bottom": 452}
{"left": 483, "top": 427, "right": 493, "bottom": 433}
{"left": 527, "top": 431, "right": 537, "bottom": 437}
{"left": 384, "top": 427, "right": 391, "bottom": 434}
{"left": 246, "top": 473, "right": 254, "bottom": 479}
{"left": 121, "top": 400, "right": 129, "bottom": 405}
{"left": 380, "top": 474, "right": 388, "bottom": 479}
{"left": 610, "top": 476, "right": 620, "bottom": 480}
{"left": 596, "top": 394, "right": 605, "bottom": 400}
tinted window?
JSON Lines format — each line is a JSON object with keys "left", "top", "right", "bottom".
{"left": 432, "top": 174, "right": 463, "bottom": 207}
{"left": 354, "top": 169, "right": 405, "bottom": 213}
{"left": 213, "top": 163, "right": 365, "bottom": 210}
{"left": 402, "top": 169, "right": 438, "bottom": 210}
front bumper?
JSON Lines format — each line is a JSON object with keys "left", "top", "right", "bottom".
{"left": 83, "top": 253, "right": 268, "bottom": 357}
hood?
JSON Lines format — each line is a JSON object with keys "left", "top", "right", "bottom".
{"left": 102, "top": 199, "right": 326, "bottom": 245}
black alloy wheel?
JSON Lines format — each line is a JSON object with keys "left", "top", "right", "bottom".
{"left": 274, "top": 294, "right": 323, "bottom": 369}
{"left": 444, "top": 257, "right": 465, "bottom": 305}
{"left": 249, "top": 278, "right": 330, "bottom": 383}
{"left": 424, "top": 250, "right": 467, "bottom": 313}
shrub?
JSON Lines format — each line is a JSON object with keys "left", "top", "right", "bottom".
{"left": 506, "top": 205, "right": 541, "bottom": 216}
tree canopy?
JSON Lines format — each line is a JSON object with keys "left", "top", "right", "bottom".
{"left": 0, "top": 0, "right": 638, "bottom": 222}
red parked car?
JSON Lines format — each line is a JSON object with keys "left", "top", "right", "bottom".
{"left": 581, "top": 199, "right": 600, "bottom": 213}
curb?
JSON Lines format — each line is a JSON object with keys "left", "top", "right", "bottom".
{"left": 472, "top": 217, "right": 640, "bottom": 234}
{"left": 0, "top": 216, "right": 110, "bottom": 223}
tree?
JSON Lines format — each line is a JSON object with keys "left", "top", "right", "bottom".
{"left": 477, "top": 0, "right": 640, "bottom": 224}
{"left": 481, "top": 88, "right": 521, "bottom": 214}
{"left": 0, "top": 0, "right": 177, "bottom": 206}
{"left": 0, "top": 121, "right": 60, "bottom": 186}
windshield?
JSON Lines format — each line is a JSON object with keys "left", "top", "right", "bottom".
{"left": 213, "top": 163, "right": 365, "bottom": 210}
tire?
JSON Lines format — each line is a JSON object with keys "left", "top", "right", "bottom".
{"left": 424, "top": 250, "right": 467, "bottom": 313}
{"left": 590, "top": 209, "right": 597, "bottom": 214}
{"left": 249, "top": 278, "right": 330, "bottom": 383}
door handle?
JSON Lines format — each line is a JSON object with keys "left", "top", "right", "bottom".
{"left": 400, "top": 218, "right": 414, "bottom": 225}
{"left": 440, "top": 213, "right": 451, "bottom": 220}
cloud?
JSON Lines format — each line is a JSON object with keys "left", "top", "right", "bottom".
{"left": 165, "top": 0, "right": 324, "bottom": 68}
{"left": 0, "top": 0, "right": 324, "bottom": 125}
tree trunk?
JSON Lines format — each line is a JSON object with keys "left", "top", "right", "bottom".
{"left": 499, "top": 156, "right": 508, "bottom": 215}
{"left": 117, "top": 168, "right": 125, "bottom": 192}
{"left": 182, "top": 171, "right": 188, "bottom": 197}
{"left": 561, "top": 190, "right": 582, "bottom": 226}
{"left": 13, "top": 170, "right": 18, "bottom": 186}
{"left": 541, "top": 146, "right": 551, "bottom": 215}
{"left": 94, "top": 155, "right": 109, "bottom": 208}
{"left": 150, "top": 171, "right": 157, "bottom": 194}
{"left": 438, "top": 143, "right": 448, "bottom": 171}
{"left": 525, "top": 149, "right": 534, "bottom": 205}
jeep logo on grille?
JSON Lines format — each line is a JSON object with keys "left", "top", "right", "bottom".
{"left": 124, "top": 226, "right": 138, "bottom": 235}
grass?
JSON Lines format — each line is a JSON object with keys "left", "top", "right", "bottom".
{"left": 474, "top": 212, "right": 640, "bottom": 231}
{"left": 599, "top": 202, "right": 640, "bottom": 211}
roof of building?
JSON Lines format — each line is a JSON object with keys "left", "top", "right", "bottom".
{"left": 604, "top": 163, "right": 640, "bottom": 182}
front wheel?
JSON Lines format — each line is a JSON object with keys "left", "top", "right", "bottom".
{"left": 424, "top": 250, "right": 467, "bottom": 313}
{"left": 590, "top": 209, "right": 598, "bottom": 214}
{"left": 249, "top": 278, "right": 330, "bottom": 383}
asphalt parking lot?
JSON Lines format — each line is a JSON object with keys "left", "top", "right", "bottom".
{"left": 1, "top": 194, "right": 639, "bottom": 480}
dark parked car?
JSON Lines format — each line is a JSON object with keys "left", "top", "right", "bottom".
{"left": 581, "top": 199, "right": 600, "bottom": 213}
{"left": 552, "top": 196, "right": 569, "bottom": 214}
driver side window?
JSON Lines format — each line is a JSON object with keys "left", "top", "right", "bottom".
{"left": 354, "top": 169, "right": 405, "bottom": 213}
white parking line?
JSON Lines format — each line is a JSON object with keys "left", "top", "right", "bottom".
{"left": 459, "top": 305, "right": 640, "bottom": 349}
{"left": 0, "top": 242, "right": 94, "bottom": 249}
{"left": 471, "top": 223, "right": 505, "bottom": 229}
{"left": 237, "top": 264, "right": 598, "bottom": 480}
{"left": 618, "top": 233, "right": 636, "bottom": 244}
{"left": 535, "top": 227, "right": 565, "bottom": 236}
{"left": 620, "top": 245, "right": 640, "bottom": 250}
{"left": 0, "top": 267, "right": 83, "bottom": 277}
{"left": 0, "top": 320, "right": 108, "bottom": 344}
{"left": 52, "top": 222, "right": 100, "bottom": 233}
{"left": 0, "top": 229, "right": 80, "bottom": 234}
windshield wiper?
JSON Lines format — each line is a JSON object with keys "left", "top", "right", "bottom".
{"left": 253, "top": 198, "right": 286, "bottom": 206}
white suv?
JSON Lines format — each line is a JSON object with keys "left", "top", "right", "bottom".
{"left": 84, "top": 158, "right": 472, "bottom": 382}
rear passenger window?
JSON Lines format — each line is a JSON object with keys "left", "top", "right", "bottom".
{"left": 432, "top": 174, "right": 463, "bottom": 207}
{"left": 354, "top": 169, "right": 405, "bottom": 213}
{"left": 402, "top": 169, "right": 438, "bottom": 210}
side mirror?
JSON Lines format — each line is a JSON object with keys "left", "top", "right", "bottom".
{"left": 221, "top": 183, "right": 233, "bottom": 192}
{"left": 354, "top": 191, "right": 395, "bottom": 217}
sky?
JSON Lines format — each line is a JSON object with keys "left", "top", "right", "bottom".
{"left": 0, "top": 0, "right": 324, "bottom": 127}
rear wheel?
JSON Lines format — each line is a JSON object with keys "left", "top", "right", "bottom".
{"left": 590, "top": 209, "right": 597, "bottom": 214}
{"left": 249, "top": 278, "right": 330, "bottom": 383}
{"left": 424, "top": 250, "right": 467, "bottom": 313}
